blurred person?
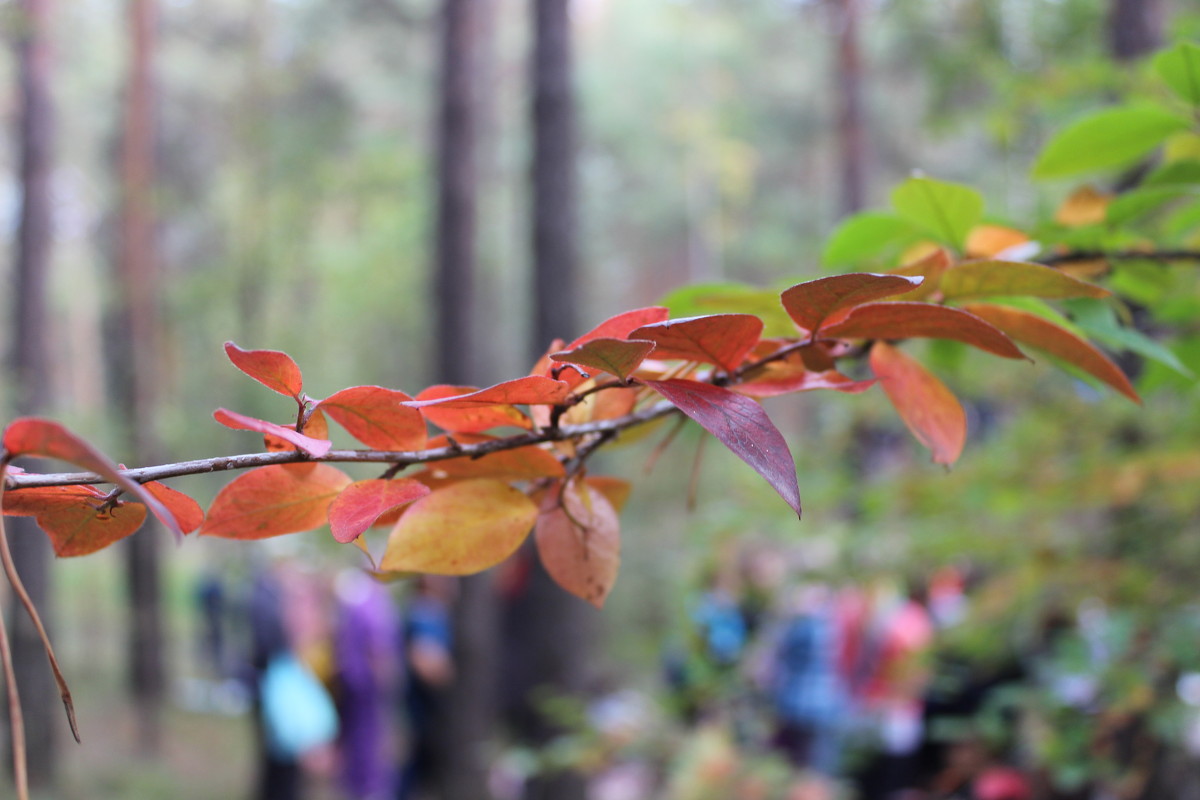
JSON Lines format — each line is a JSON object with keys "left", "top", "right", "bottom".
{"left": 334, "top": 569, "right": 402, "bottom": 800}
{"left": 396, "top": 575, "right": 456, "bottom": 800}
{"left": 766, "top": 584, "right": 846, "bottom": 777}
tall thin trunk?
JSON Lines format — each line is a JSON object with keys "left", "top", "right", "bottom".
{"left": 830, "top": 0, "right": 866, "bottom": 216}
{"left": 117, "top": 0, "right": 166, "bottom": 756}
{"left": 6, "top": 0, "right": 58, "bottom": 788}
{"left": 1108, "top": 0, "right": 1163, "bottom": 62}
{"left": 521, "top": 3, "right": 591, "bottom": 799}
{"left": 431, "top": 2, "right": 496, "bottom": 799}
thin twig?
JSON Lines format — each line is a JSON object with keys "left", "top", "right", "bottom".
{"left": 0, "top": 464, "right": 80, "bottom": 743}
{"left": 1037, "top": 249, "right": 1200, "bottom": 266}
{"left": 0, "top": 511, "right": 29, "bottom": 800}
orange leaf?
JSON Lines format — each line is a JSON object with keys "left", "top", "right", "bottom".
{"left": 535, "top": 480, "right": 621, "bottom": 609}
{"left": 550, "top": 338, "right": 656, "bottom": 382}
{"left": 1, "top": 417, "right": 184, "bottom": 538}
{"left": 781, "top": 273, "right": 922, "bottom": 335}
{"left": 264, "top": 407, "right": 329, "bottom": 450}
{"left": 962, "top": 303, "right": 1139, "bottom": 403}
{"left": 142, "top": 482, "right": 205, "bottom": 535}
{"left": 630, "top": 314, "right": 764, "bottom": 372}
{"left": 318, "top": 386, "right": 428, "bottom": 451}
{"left": 734, "top": 365, "right": 875, "bottom": 398}
{"left": 409, "top": 385, "right": 533, "bottom": 433}
{"left": 405, "top": 376, "right": 570, "bottom": 408}
{"left": 586, "top": 476, "right": 632, "bottom": 512}
{"left": 327, "top": 478, "right": 431, "bottom": 544}
{"left": 565, "top": 306, "right": 670, "bottom": 349}
{"left": 424, "top": 435, "right": 565, "bottom": 481}
{"left": 966, "top": 225, "right": 1030, "bottom": 259}
{"left": 1055, "top": 185, "right": 1111, "bottom": 227}
{"left": 199, "top": 464, "right": 352, "bottom": 539}
{"left": 822, "top": 302, "right": 1026, "bottom": 360}
{"left": 562, "top": 385, "right": 639, "bottom": 425}
{"left": 213, "top": 408, "right": 332, "bottom": 457}
{"left": 869, "top": 342, "right": 965, "bottom": 465}
{"left": 224, "top": 341, "right": 303, "bottom": 400}
{"left": 2, "top": 486, "right": 146, "bottom": 557}
{"left": 380, "top": 479, "right": 537, "bottom": 575}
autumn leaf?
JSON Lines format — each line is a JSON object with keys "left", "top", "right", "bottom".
{"left": 3, "top": 485, "right": 147, "bottom": 557}
{"left": 318, "top": 386, "right": 427, "bottom": 451}
{"left": 734, "top": 365, "right": 876, "bottom": 398}
{"left": 822, "top": 302, "right": 1026, "bottom": 360}
{"left": 410, "top": 385, "right": 532, "bottom": 433}
{"left": 380, "top": 479, "right": 537, "bottom": 575}
{"left": 965, "top": 225, "right": 1031, "bottom": 259}
{"left": 424, "top": 435, "right": 565, "bottom": 481}
{"left": 888, "top": 248, "right": 953, "bottom": 301}
{"left": 630, "top": 314, "right": 764, "bottom": 373}
{"left": 224, "top": 341, "right": 304, "bottom": 400}
{"left": 142, "top": 482, "right": 205, "bottom": 534}
{"left": 199, "top": 464, "right": 352, "bottom": 539}
{"left": 404, "top": 376, "right": 570, "bottom": 409}
{"left": 644, "top": 379, "right": 801, "bottom": 517}
{"left": 535, "top": 480, "right": 621, "bottom": 608}
{"left": 940, "top": 260, "right": 1110, "bottom": 301}
{"left": 550, "top": 338, "right": 656, "bottom": 382}
{"left": 586, "top": 476, "right": 632, "bottom": 512}
{"left": 213, "top": 408, "right": 332, "bottom": 457}
{"left": 870, "top": 342, "right": 965, "bottom": 465}
{"left": 1, "top": 417, "right": 184, "bottom": 538}
{"left": 565, "top": 306, "right": 670, "bottom": 348}
{"left": 327, "top": 478, "right": 431, "bottom": 544}
{"left": 780, "top": 273, "right": 923, "bottom": 335}
{"left": 962, "top": 303, "right": 1139, "bottom": 403}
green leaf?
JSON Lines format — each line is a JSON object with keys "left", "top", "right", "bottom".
{"left": 941, "top": 260, "right": 1109, "bottom": 301}
{"left": 890, "top": 177, "right": 984, "bottom": 251}
{"left": 1064, "top": 298, "right": 1193, "bottom": 377}
{"left": 1032, "top": 105, "right": 1189, "bottom": 179}
{"left": 822, "top": 212, "right": 918, "bottom": 267}
{"left": 659, "top": 282, "right": 796, "bottom": 337}
{"left": 1143, "top": 160, "right": 1200, "bottom": 187}
{"left": 1106, "top": 185, "right": 1199, "bottom": 225}
{"left": 1153, "top": 42, "right": 1200, "bottom": 106}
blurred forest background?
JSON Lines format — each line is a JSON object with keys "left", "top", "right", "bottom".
{"left": 2, "top": 0, "right": 1200, "bottom": 798}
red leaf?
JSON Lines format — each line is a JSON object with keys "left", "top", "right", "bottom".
{"left": 213, "top": 408, "right": 332, "bottom": 457}
{"left": 870, "top": 342, "right": 966, "bottom": 465}
{"left": 565, "top": 306, "right": 670, "bottom": 349}
{"left": 734, "top": 365, "right": 876, "bottom": 398}
{"left": 318, "top": 386, "right": 428, "bottom": 450}
{"left": 199, "top": 464, "right": 352, "bottom": 539}
{"left": 550, "top": 338, "right": 656, "bottom": 382}
{"left": 2, "top": 486, "right": 146, "bottom": 557}
{"left": 535, "top": 480, "right": 621, "bottom": 609}
{"left": 888, "top": 248, "right": 954, "bottom": 301}
{"left": 822, "top": 302, "right": 1026, "bottom": 359}
{"left": 380, "top": 479, "right": 537, "bottom": 575}
{"left": 962, "top": 303, "right": 1139, "bottom": 403}
{"left": 224, "top": 341, "right": 304, "bottom": 400}
{"left": 630, "top": 314, "right": 764, "bottom": 372}
{"left": 408, "top": 385, "right": 533, "bottom": 433}
{"left": 781, "top": 273, "right": 923, "bottom": 335}
{"left": 327, "top": 478, "right": 431, "bottom": 544}
{"left": 644, "top": 379, "right": 801, "bottom": 517}
{"left": 142, "top": 482, "right": 205, "bottom": 535}
{"left": 1, "top": 417, "right": 184, "bottom": 538}
{"left": 404, "top": 376, "right": 570, "bottom": 409}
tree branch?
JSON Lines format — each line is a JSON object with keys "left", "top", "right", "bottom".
{"left": 3, "top": 401, "right": 681, "bottom": 491}
{"left": 1038, "top": 249, "right": 1200, "bottom": 266}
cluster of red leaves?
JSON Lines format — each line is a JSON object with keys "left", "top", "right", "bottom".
{"left": 0, "top": 260, "right": 1134, "bottom": 607}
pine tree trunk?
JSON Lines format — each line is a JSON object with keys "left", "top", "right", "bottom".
{"left": 6, "top": 0, "right": 58, "bottom": 789}
{"left": 117, "top": 0, "right": 166, "bottom": 757}
{"left": 831, "top": 0, "right": 866, "bottom": 216}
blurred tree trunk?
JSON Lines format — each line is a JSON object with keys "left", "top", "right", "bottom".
{"left": 1108, "top": 0, "right": 1163, "bottom": 62}
{"left": 830, "top": 0, "right": 866, "bottom": 216}
{"left": 116, "top": 0, "right": 166, "bottom": 757}
{"left": 5, "top": 0, "right": 59, "bottom": 789}
{"left": 518, "top": 3, "right": 592, "bottom": 799}
{"left": 431, "top": 2, "right": 497, "bottom": 799}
